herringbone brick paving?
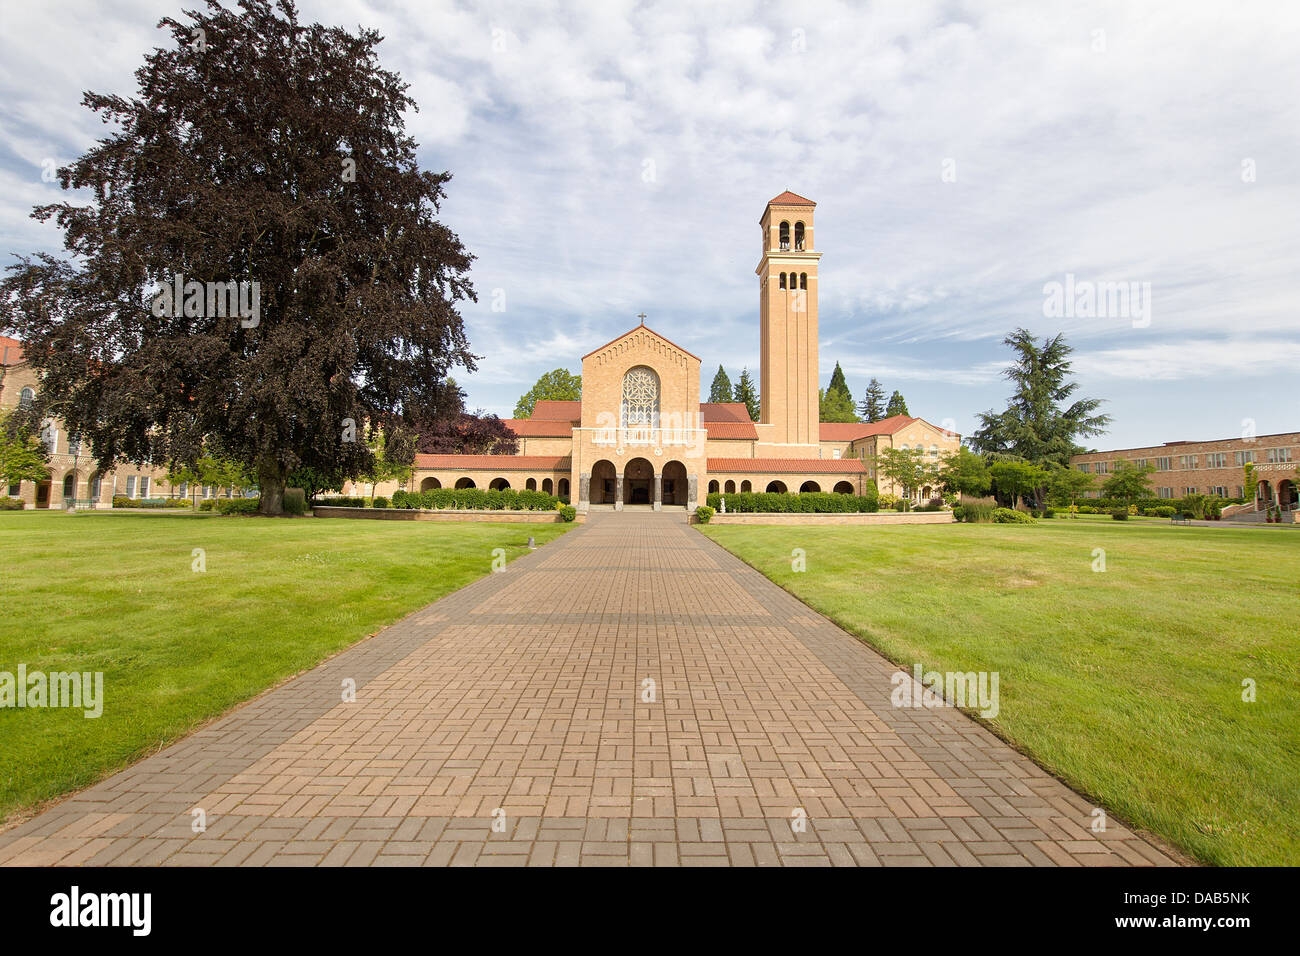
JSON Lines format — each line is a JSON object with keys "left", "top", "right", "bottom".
{"left": 0, "top": 510, "right": 1178, "bottom": 866}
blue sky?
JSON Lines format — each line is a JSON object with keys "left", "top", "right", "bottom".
{"left": 2, "top": 0, "right": 1297, "bottom": 450}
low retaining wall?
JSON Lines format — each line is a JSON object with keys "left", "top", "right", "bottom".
{"left": 313, "top": 506, "right": 581, "bottom": 523}
{"left": 702, "top": 511, "right": 954, "bottom": 525}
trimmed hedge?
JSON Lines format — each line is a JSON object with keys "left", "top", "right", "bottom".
{"left": 112, "top": 496, "right": 192, "bottom": 509}
{"left": 214, "top": 498, "right": 260, "bottom": 515}
{"left": 316, "top": 496, "right": 368, "bottom": 508}
{"left": 390, "top": 488, "right": 563, "bottom": 512}
{"left": 706, "top": 490, "right": 879, "bottom": 514}
{"left": 992, "top": 507, "right": 1036, "bottom": 524}
{"left": 283, "top": 488, "right": 307, "bottom": 516}
{"left": 0, "top": 496, "right": 25, "bottom": 510}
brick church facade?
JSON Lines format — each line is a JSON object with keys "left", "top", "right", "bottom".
{"left": 371, "top": 192, "right": 960, "bottom": 511}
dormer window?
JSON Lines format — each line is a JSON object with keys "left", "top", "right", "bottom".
{"left": 794, "top": 221, "right": 805, "bottom": 250}
{"left": 779, "top": 221, "right": 790, "bottom": 250}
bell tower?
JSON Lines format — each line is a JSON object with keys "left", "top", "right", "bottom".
{"left": 756, "top": 191, "right": 821, "bottom": 448}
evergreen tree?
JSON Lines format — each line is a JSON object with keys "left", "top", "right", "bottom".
{"left": 819, "top": 387, "right": 858, "bottom": 423}
{"left": 969, "top": 329, "right": 1111, "bottom": 468}
{"left": 708, "top": 365, "right": 734, "bottom": 404}
{"left": 827, "top": 361, "right": 851, "bottom": 403}
{"left": 886, "top": 391, "right": 910, "bottom": 417}
{"left": 733, "top": 368, "right": 760, "bottom": 422}
{"left": 859, "top": 378, "right": 886, "bottom": 422}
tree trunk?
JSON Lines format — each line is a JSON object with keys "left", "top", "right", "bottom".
{"left": 258, "top": 462, "right": 287, "bottom": 515}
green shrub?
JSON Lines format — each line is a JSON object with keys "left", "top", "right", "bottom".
{"left": 957, "top": 498, "right": 996, "bottom": 523}
{"left": 558, "top": 505, "right": 576, "bottom": 522}
{"left": 111, "top": 496, "right": 191, "bottom": 509}
{"left": 1111, "top": 508, "right": 1129, "bottom": 521}
{"left": 388, "top": 487, "right": 564, "bottom": 512}
{"left": 1043, "top": 507, "right": 1056, "bottom": 518}
{"left": 1146, "top": 505, "right": 1176, "bottom": 518}
{"left": 1077, "top": 505, "right": 1098, "bottom": 514}
{"left": 372, "top": 495, "right": 389, "bottom": 509}
{"left": 315, "top": 496, "right": 368, "bottom": 508}
{"left": 0, "top": 496, "right": 25, "bottom": 510}
{"left": 704, "top": 490, "right": 880, "bottom": 514}
{"left": 283, "top": 488, "right": 307, "bottom": 516}
{"left": 215, "top": 498, "right": 260, "bottom": 515}
{"left": 992, "top": 507, "right": 1036, "bottom": 524}
{"left": 695, "top": 505, "right": 715, "bottom": 524}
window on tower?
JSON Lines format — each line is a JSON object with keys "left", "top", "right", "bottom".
{"left": 800, "top": 273, "right": 807, "bottom": 290}
{"left": 779, "top": 221, "right": 790, "bottom": 250}
{"left": 794, "top": 221, "right": 805, "bottom": 250}
{"left": 779, "top": 273, "right": 786, "bottom": 289}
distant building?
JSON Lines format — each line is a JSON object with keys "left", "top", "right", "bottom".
{"left": 1069, "top": 434, "right": 1298, "bottom": 512}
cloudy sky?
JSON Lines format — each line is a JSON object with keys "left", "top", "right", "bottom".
{"left": 2, "top": 0, "right": 1297, "bottom": 449}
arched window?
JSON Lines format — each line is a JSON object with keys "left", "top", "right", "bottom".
{"left": 765, "top": 480, "right": 787, "bottom": 494}
{"left": 455, "top": 477, "right": 476, "bottom": 489}
{"left": 621, "top": 366, "right": 659, "bottom": 430}
{"left": 741, "top": 480, "right": 752, "bottom": 492}
{"left": 794, "top": 221, "right": 805, "bottom": 250}
{"left": 799, "top": 480, "right": 820, "bottom": 493}
{"left": 779, "top": 221, "right": 790, "bottom": 250}
{"left": 724, "top": 480, "right": 735, "bottom": 494}
{"left": 62, "top": 473, "right": 75, "bottom": 499}
{"left": 558, "top": 478, "right": 569, "bottom": 498}
{"left": 800, "top": 273, "right": 807, "bottom": 290}
{"left": 19, "top": 387, "right": 34, "bottom": 409}
{"left": 542, "top": 478, "right": 553, "bottom": 495}
{"left": 489, "top": 477, "right": 510, "bottom": 491}
{"left": 779, "top": 273, "right": 786, "bottom": 289}
{"left": 708, "top": 480, "right": 720, "bottom": 494}
{"left": 526, "top": 478, "right": 537, "bottom": 491}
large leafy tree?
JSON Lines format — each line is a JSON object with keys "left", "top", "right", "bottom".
{"left": 1101, "top": 460, "right": 1155, "bottom": 504}
{"left": 938, "top": 446, "right": 991, "bottom": 498}
{"left": 1045, "top": 464, "right": 1096, "bottom": 511}
{"left": 707, "top": 365, "right": 733, "bottom": 404}
{"left": 733, "top": 368, "right": 759, "bottom": 422}
{"left": 874, "top": 447, "right": 936, "bottom": 509}
{"left": 0, "top": 408, "right": 50, "bottom": 491}
{"left": 858, "top": 378, "right": 886, "bottom": 422}
{"left": 0, "top": 0, "right": 474, "bottom": 514}
{"left": 989, "top": 459, "right": 1050, "bottom": 509}
{"left": 413, "top": 377, "right": 516, "bottom": 454}
{"left": 971, "top": 329, "right": 1110, "bottom": 467}
{"left": 513, "top": 368, "right": 581, "bottom": 418}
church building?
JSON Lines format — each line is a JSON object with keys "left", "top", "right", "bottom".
{"left": 398, "top": 192, "right": 961, "bottom": 511}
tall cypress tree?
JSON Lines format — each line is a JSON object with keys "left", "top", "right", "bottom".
{"left": 828, "top": 361, "right": 851, "bottom": 402}
{"left": 886, "top": 391, "right": 910, "bottom": 417}
{"left": 733, "top": 368, "right": 760, "bottom": 422}
{"left": 859, "top": 378, "right": 886, "bottom": 422}
{"left": 708, "top": 365, "right": 733, "bottom": 404}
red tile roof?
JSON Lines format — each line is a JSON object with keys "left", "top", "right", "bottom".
{"left": 0, "top": 336, "right": 24, "bottom": 366}
{"left": 699, "top": 402, "right": 752, "bottom": 423}
{"left": 530, "top": 400, "right": 581, "bottom": 421}
{"left": 768, "top": 190, "right": 815, "bottom": 206}
{"left": 818, "top": 415, "right": 917, "bottom": 442}
{"left": 704, "top": 422, "right": 759, "bottom": 440}
{"left": 502, "top": 418, "right": 574, "bottom": 437}
{"left": 707, "top": 457, "right": 868, "bottom": 474}
{"left": 415, "top": 454, "right": 570, "bottom": 470}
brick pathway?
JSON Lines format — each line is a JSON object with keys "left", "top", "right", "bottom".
{"left": 0, "top": 511, "right": 1178, "bottom": 866}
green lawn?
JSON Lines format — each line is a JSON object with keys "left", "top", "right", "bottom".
{"left": 0, "top": 510, "right": 570, "bottom": 824}
{"left": 700, "top": 519, "right": 1299, "bottom": 866}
